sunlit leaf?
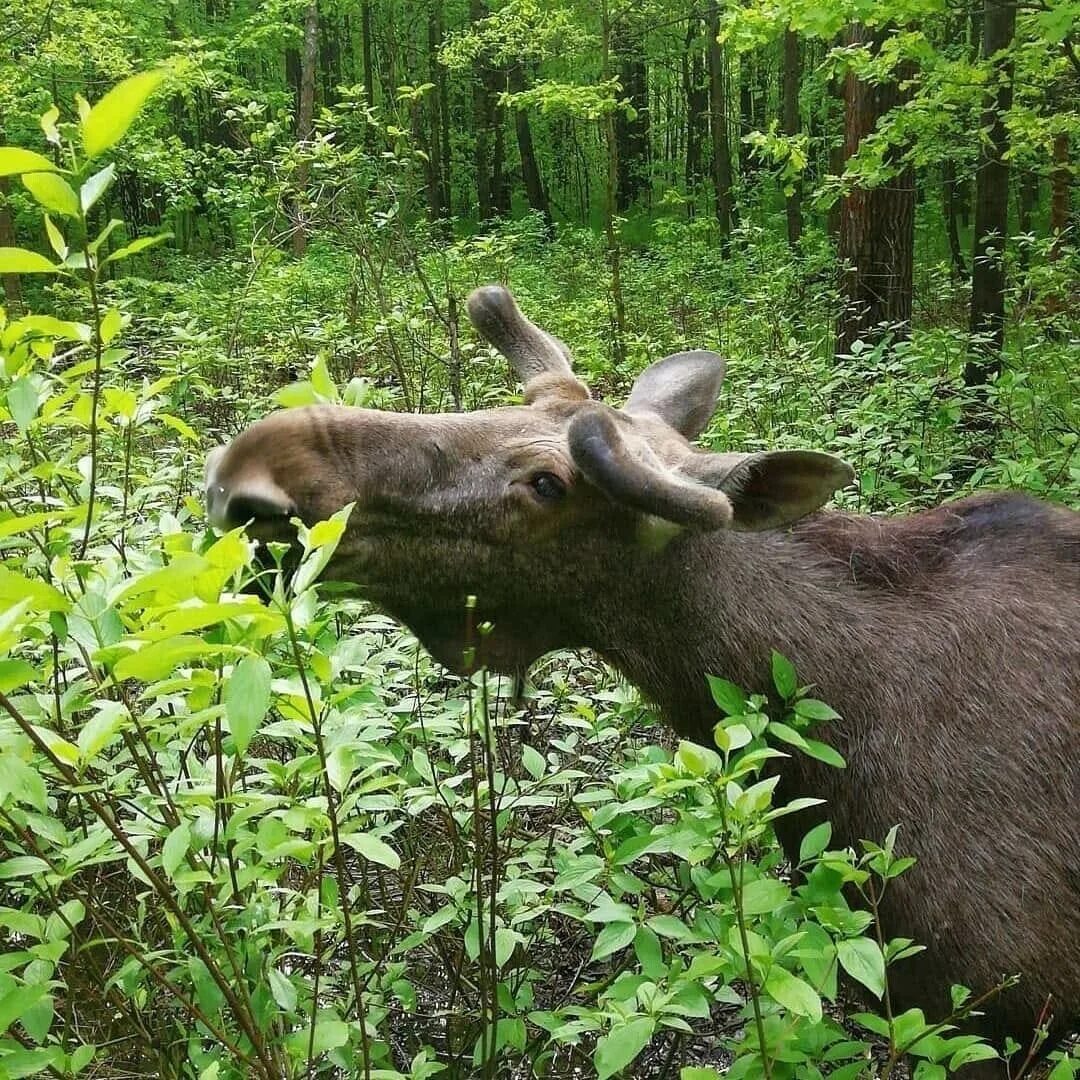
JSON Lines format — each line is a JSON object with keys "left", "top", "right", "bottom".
{"left": 0, "top": 148, "right": 57, "bottom": 177}
{"left": 82, "top": 69, "right": 167, "bottom": 159}
{"left": 0, "top": 248, "right": 59, "bottom": 274}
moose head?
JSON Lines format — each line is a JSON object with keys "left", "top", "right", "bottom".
{"left": 204, "top": 285, "right": 853, "bottom": 675}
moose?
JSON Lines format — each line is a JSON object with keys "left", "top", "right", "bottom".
{"left": 206, "top": 285, "right": 1079, "bottom": 1069}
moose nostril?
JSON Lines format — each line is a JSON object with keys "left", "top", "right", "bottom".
{"left": 226, "top": 493, "right": 294, "bottom": 527}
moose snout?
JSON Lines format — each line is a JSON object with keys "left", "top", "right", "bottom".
{"left": 204, "top": 445, "right": 296, "bottom": 532}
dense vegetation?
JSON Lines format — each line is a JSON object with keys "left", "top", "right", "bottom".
{"left": 0, "top": 0, "right": 1077, "bottom": 1077}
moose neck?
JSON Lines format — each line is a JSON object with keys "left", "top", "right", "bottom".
{"left": 584, "top": 518, "right": 908, "bottom": 744}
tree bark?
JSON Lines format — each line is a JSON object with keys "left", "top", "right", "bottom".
{"left": 613, "top": 14, "right": 650, "bottom": 211}
{"left": 292, "top": 1, "right": 319, "bottom": 257}
{"left": 835, "top": 24, "right": 916, "bottom": 358}
{"left": 707, "top": 3, "right": 735, "bottom": 242}
{"left": 0, "top": 175, "right": 21, "bottom": 313}
{"left": 510, "top": 64, "right": 553, "bottom": 232}
{"left": 1050, "top": 131, "right": 1070, "bottom": 260}
{"left": 965, "top": 0, "right": 1017, "bottom": 384}
{"left": 943, "top": 160, "right": 968, "bottom": 279}
{"left": 781, "top": 28, "right": 803, "bottom": 246}
{"left": 683, "top": 18, "right": 708, "bottom": 197}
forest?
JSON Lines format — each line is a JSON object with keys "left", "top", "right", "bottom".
{"left": 0, "top": 0, "right": 1078, "bottom": 1076}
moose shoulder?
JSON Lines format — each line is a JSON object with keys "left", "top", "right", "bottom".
{"left": 205, "top": 285, "right": 1080, "bottom": 1065}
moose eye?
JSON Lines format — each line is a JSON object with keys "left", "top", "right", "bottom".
{"left": 530, "top": 472, "right": 567, "bottom": 501}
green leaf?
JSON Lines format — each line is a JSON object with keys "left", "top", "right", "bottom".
{"left": 77, "top": 701, "right": 128, "bottom": 761}
{"left": 799, "top": 821, "right": 832, "bottom": 863}
{"left": 80, "top": 163, "right": 116, "bottom": 213}
{"left": 22, "top": 172, "right": 80, "bottom": 217}
{"left": 740, "top": 876, "right": 791, "bottom": 915}
{"left": 0, "top": 248, "right": 58, "bottom": 274}
{"left": 949, "top": 1045, "right": 999, "bottom": 1070}
{"left": 837, "top": 938, "right": 886, "bottom": 999}
{"left": 114, "top": 636, "right": 217, "bottom": 682}
{"left": 521, "top": 743, "right": 546, "bottom": 779}
{"left": 0, "top": 856, "right": 50, "bottom": 880}
{"left": 0, "top": 983, "right": 48, "bottom": 1033}
{"left": 794, "top": 698, "right": 841, "bottom": 723}
{"left": 43, "top": 215, "right": 67, "bottom": 259}
{"left": 706, "top": 675, "right": 747, "bottom": 716}
{"left": 8, "top": 378, "right": 38, "bottom": 434}
{"left": 224, "top": 656, "right": 271, "bottom": 756}
{"left": 633, "top": 925, "right": 666, "bottom": 979}
{"left": 103, "top": 231, "right": 172, "bottom": 264}
{"left": 161, "top": 821, "right": 191, "bottom": 878}
{"left": 0, "top": 659, "right": 37, "bottom": 695}
{"left": 0, "top": 148, "right": 58, "bottom": 177}
{"left": 594, "top": 1016, "right": 655, "bottom": 1080}
{"left": 802, "top": 739, "right": 846, "bottom": 768}
{"left": 0, "top": 753, "right": 47, "bottom": 812}
{"left": 99, "top": 307, "right": 122, "bottom": 345}
{"left": 494, "top": 927, "right": 524, "bottom": 968}
{"left": 341, "top": 832, "right": 400, "bottom": 870}
{"left": 82, "top": 70, "right": 167, "bottom": 159}
{"left": 591, "top": 920, "right": 637, "bottom": 961}
{"left": 764, "top": 965, "right": 822, "bottom": 1020}
{"left": 771, "top": 650, "right": 798, "bottom": 699}
{"left": 268, "top": 967, "right": 297, "bottom": 1012}
{"left": 682, "top": 1071, "right": 722, "bottom": 1080}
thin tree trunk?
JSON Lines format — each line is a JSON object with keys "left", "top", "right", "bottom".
{"left": 683, "top": 19, "right": 708, "bottom": 198}
{"left": 836, "top": 24, "right": 916, "bottom": 358}
{"left": 510, "top": 63, "right": 552, "bottom": 232}
{"left": 613, "top": 14, "right": 650, "bottom": 210}
{"left": 943, "top": 160, "right": 968, "bottom": 279}
{"left": 965, "top": 0, "right": 1017, "bottom": 384}
{"left": 781, "top": 28, "right": 803, "bottom": 247}
{"left": 292, "top": 1, "right": 319, "bottom": 257}
{"left": 707, "top": 2, "right": 734, "bottom": 243}
{"left": 1050, "top": 131, "right": 1070, "bottom": 260}
{"left": 601, "top": 0, "right": 627, "bottom": 367}
{"left": 361, "top": 0, "right": 375, "bottom": 109}
{"left": 0, "top": 175, "right": 21, "bottom": 313}
{"left": 470, "top": 0, "right": 494, "bottom": 221}
{"left": 424, "top": 0, "right": 449, "bottom": 222}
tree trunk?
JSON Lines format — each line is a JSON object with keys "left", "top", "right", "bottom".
{"left": 424, "top": 0, "right": 449, "bottom": 221}
{"left": 361, "top": 0, "right": 375, "bottom": 109}
{"left": 470, "top": 0, "right": 497, "bottom": 221}
{"left": 965, "top": 0, "right": 1017, "bottom": 384}
{"left": 613, "top": 14, "right": 650, "bottom": 211}
{"left": 510, "top": 63, "right": 552, "bottom": 232}
{"left": 835, "top": 24, "right": 916, "bottom": 358}
{"left": 601, "top": 0, "right": 627, "bottom": 367}
{"left": 781, "top": 28, "right": 803, "bottom": 247}
{"left": 0, "top": 175, "right": 21, "bottom": 313}
{"left": 707, "top": 3, "right": 734, "bottom": 243}
{"left": 1050, "top": 131, "right": 1070, "bottom": 261}
{"left": 739, "top": 52, "right": 754, "bottom": 183}
{"left": 943, "top": 160, "right": 968, "bottom": 279}
{"left": 683, "top": 19, "right": 708, "bottom": 197}
{"left": 292, "top": 1, "right": 319, "bottom": 257}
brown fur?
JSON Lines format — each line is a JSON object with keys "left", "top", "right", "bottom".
{"left": 205, "top": 288, "right": 1079, "bottom": 1068}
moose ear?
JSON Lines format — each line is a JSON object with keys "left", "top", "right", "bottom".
{"left": 624, "top": 351, "right": 726, "bottom": 439}
{"left": 682, "top": 449, "right": 855, "bottom": 531}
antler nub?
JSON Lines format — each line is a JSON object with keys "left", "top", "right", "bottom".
{"left": 466, "top": 285, "right": 588, "bottom": 401}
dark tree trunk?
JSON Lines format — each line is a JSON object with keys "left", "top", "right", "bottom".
{"left": 423, "top": 0, "right": 449, "bottom": 221}
{"left": 781, "top": 28, "right": 803, "bottom": 246}
{"left": 432, "top": 0, "right": 452, "bottom": 215}
{"left": 739, "top": 52, "right": 754, "bottom": 182}
{"left": 292, "top": 1, "right": 319, "bottom": 257}
{"left": 835, "top": 24, "right": 916, "bottom": 358}
{"left": 361, "top": 0, "right": 375, "bottom": 109}
{"left": 943, "top": 160, "right": 968, "bottom": 279}
{"left": 613, "top": 15, "right": 650, "bottom": 211}
{"left": 826, "top": 32, "right": 845, "bottom": 240}
{"left": 470, "top": 0, "right": 506, "bottom": 221}
{"left": 1050, "top": 131, "right": 1070, "bottom": 260}
{"left": 0, "top": 176, "right": 21, "bottom": 313}
{"left": 707, "top": 3, "right": 735, "bottom": 242}
{"left": 683, "top": 19, "right": 708, "bottom": 196}
{"left": 965, "top": 0, "right": 1017, "bottom": 384}
{"left": 510, "top": 64, "right": 552, "bottom": 232}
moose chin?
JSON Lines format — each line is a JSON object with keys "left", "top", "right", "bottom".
{"left": 206, "top": 284, "right": 1079, "bottom": 1074}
